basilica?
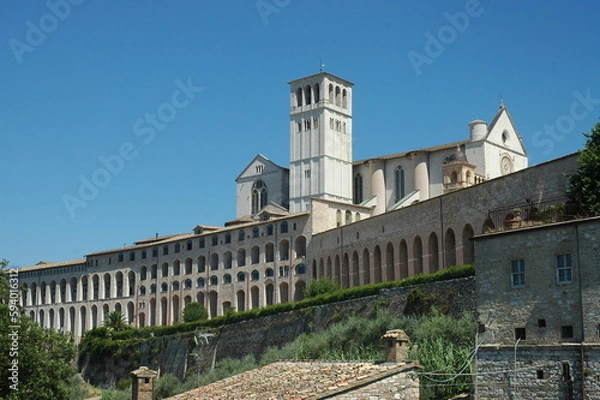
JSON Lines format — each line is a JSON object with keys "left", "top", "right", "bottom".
{"left": 19, "top": 71, "right": 529, "bottom": 339}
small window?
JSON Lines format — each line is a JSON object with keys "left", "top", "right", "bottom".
{"left": 511, "top": 259, "right": 525, "bottom": 288}
{"left": 163, "top": 245, "right": 169, "bottom": 255}
{"left": 225, "top": 233, "right": 231, "bottom": 244}
{"left": 237, "top": 272, "right": 246, "bottom": 282}
{"left": 556, "top": 253, "right": 572, "bottom": 283}
{"left": 280, "top": 222, "right": 288, "bottom": 234}
{"left": 152, "top": 247, "right": 158, "bottom": 257}
{"left": 161, "top": 283, "right": 168, "bottom": 292}
{"left": 199, "top": 238, "right": 205, "bottom": 249}
{"left": 197, "top": 278, "right": 205, "bottom": 288}
{"left": 129, "top": 251, "right": 135, "bottom": 261}
{"left": 515, "top": 327, "right": 526, "bottom": 341}
{"left": 174, "top": 243, "right": 181, "bottom": 253}
{"left": 252, "top": 227, "right": 260, "bottom": 238}
{"left": 266, "top": 224, "right": 274, "bottom": 236}
{"left": 561, "top": 325, "right": 574, "bottom": 339}
{"left": 251, "top": 270, "right": 260, "bottom": 281}
{"left": 141, "top": 250, "right": 147, "bottom": 259}
{"left": 223, "top": 274, "right": 232, "bottom": 284}
{"left": 239, "top": 230, "right": 245, "bottom": 241}
{"left": 210, "top": 276, "right": 218, "bottom": 286}
{"left": 118, "top": 253, "right": 124, "bottom": 262}
{"left": 211, "top": 235, "right": 218, "bottom": 246}
{"left": 536, "top": 370, "right": 544, "bottom": 379}
{"left": 186, "top": 240, "right": 193, "bottom": 251}
{"left": 538, "top": 319, "right": 546, "bottom": 328}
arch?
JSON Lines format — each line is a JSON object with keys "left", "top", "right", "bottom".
{"left": 345, "top": 210, "right": 352, "bottom": 225}
{"left": 385, "top": 242, "right": 395, "bottom": 281}
{"left": 39, "top": 309, "right": 45, "bottom": 328}
{"left": 304, "top": 85, "right": 312, "bottom": 105}
{"left": 294, "top": 263, "right": 306, "bottom": 275}
{"left": 294, "top": 236, "right": 307, "bottom": 258}
{"left": 59, "top": 279, "right": 67, "bottom": 302}
{"left": 185, "top": 258, "right": 193, "bottom": 274}
{"left": 210, "top": 275, "right": 218, "bottom": 286}
{"left": 399, "top": 240, "right": 409, "bottom": 279}
{"left": 413, "top": 236, "right": 423, "bottom": 275}
{"left": 150, "top": 264, "right": 157, "bottom": 279}
{"left": 140, "top": 265, "right": 148, "bottom": 280}
{"left": 237, "top": 272, "right": 246, "bottom": 282}
{"left": 150, "top": 283, "right": 157, "bottom": 294}
{"left": 237, "top": 290, "right": 246, "bottom": 312}
{"left": 139, "top": 285, "right": 146, "bottom": 295}
{"left": 265, "top": 243, "right": 275, "bottom": 262}
{"left": 237, "top": 248, "right": 246, "bottom": 267}
{"left": 172, "top": 281, "right": 180, "bottom": 291}
{"left": 115, "top": 271, "right": 123, "bottom": 297}
{"left": 279, "top": 282, "right": 289, "bottom": 303}
{"left": 313, "top": 82, "right": 320, "bottom": 103}
{"left": 351, "top": 251, "right": 360, "bottom": 287}
{"left": 209, "top": 291, "right": 218, "bottom": 318}
{"left": 223, "top": 274, "right": 232, "bottom": 284}
{"left": 334, "top": 255, "right": 341, "bottom": 285}
{"left": 196, "top": 292, "right": 205, "bottom": 307}
{"left": 373, "top": 245, "right": 382, "bottom": 283}
{"left": 265, "top": 283, "right": 275, "bottom": 306}
{"left": 362, "top": 248, "right": 371, "bottom": 285}
{"left": 80, "top": 306, "right": 87, "bottom": 333}
{"left": 183, "top": 296, "right": 192, "bottom": 307}
{"left": 318, "top": 258, "right": 325, "bottom": 279}
{"left": 30, "top": 282, "right": 37, "bottom": 305}
{"left": 91, "top": 305, "right": 98, "bottom": 329}
{"left": 251, "top": 246, "right": 260, "bottom": 264}
{"left": 296, "top": 87, "right": 302, "bottom": 107}
{"left": 223, "top": 251, "right": 232, "bottom": 269}
{"left": 21, "top": 283, "right": 29, "bottom": 306}
{"left": 251, "top": 286, "right": 260, "bottom": 308}
{"left": 294, "top": 281, "right": 305, "bottom": 302}
{"left": 69, "top": 307, "right": 75, "bottom": 333}
{"left": 428, "top": 232, "right": 440, "bottom": 273}
{"left": 162, "top": 262, "right": 169, "bottom": 277}
{"left": 81, "top": 276, "right": 89, "bottom": 301}
{"left": 138, "top": 312, "right": 146, "bottom": 328}
{"left": 445, "top": 228, "right": 457, "bottom": 268}
{"left": 279, "top": 239, "right": 290, "bottom": 260}
{"left": 149, "top": 298, "right": 156, "bottom": 326}
{"left": 342, "top": 253, "right": 350, "bottom": 288}
{"left": 172, "top": 295, "right": 180, "bottom": 323}
{"left": 328, "top": 83, "right": 334, "bottom": 103}
{"left": 103, "top": 273, "right": 111, "bottom": 299}
{"left": 482, "top": 217, "right": 495, "bottom": 234}
{"left": 58, "top": 307, "right": 65, "bottom": 331}
{"left": 128, "top": 270, "right": 136, "bottom": 296}
{"left": 102, "top": 304, "right": 110, "bottom": 326}
{"left": 462, "top": 224, "right": 475, "bottom": 264}
{"left": 266, "top": 267, "right": 274, "bottom": 277}
{"left": 184, "top": 279, "right": 193, "bottom": 289}
{"left": 342, "top": 88, "right": 348, "bottom": 108}
{"left": 49, "top": 309, "right": 55, "bottom": 330}
{"left": 336, "top": 209, "right": 342, "bottom": 227}
{"left": 92, "top": 275, "right": 100, "bottom": 300}
{"left": 335, "top": 85, "right": 341, "bottom": 106}
{"left": 210, "top": 253, "right": 219, "bottom": 270}
{"left": 127, "top": 301, "right": 135, "bottom": 324}
{"left": 395, "top": 166, "right": 406, "bottom": 202}
{"left": 251, "top": 180, "right": 268, "bottom": 214}
{"left": 251, "top": 269, "right": 260, "bottom": 281}
{"left": 161, "top": 282, "right": 168, "bottom": 292}
{"left": 161, "top": 297, "right": 168, "bottom": 325}
{"left": 326, "top": 256, "right": 332, "bottom": 278}
{"left": 173, "top": 260, "right": 181, "bottom": 275}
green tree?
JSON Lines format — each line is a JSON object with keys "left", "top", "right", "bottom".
{"left": 303, "top": 277, "right": 340, "bottom": 298}
{"left": 103, "top": 310, "right": 129, "bottom": 332}
{"left": 0, "top": 259, "right": 78, "bottom": 399}
{"left": 183, "top": 302, "right": 208, "bottom": 323}
{"left": 567, "top": 122, "right": 600, "bottom": 216}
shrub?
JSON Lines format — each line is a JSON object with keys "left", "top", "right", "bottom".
{"left": 303, "top": 277, "right": 340, "bottom": 298}
{"left": 183, "top": 302, "right": 209, "bottom": 323}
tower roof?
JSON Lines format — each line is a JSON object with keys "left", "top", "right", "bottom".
{"left": 288, "top": 71, "right": 354, "bottom": 87}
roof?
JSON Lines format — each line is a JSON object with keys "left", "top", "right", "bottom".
{"left": 20, "top": 258, "right": 86, "bottom": 272}
{"left": 168, "top": 360, "right": 418, "bottom": 400}
{"left": 354, "top": 139, "right": 470, "bottom": 164}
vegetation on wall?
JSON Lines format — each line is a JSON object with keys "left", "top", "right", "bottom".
{"left": 183, "top": 302, "right": 209, "bottom": 323}
{"left": 567, "top": 122, "right": 600, "bottom": 217}
{"left": 0, "top": 259, "right": 80, "bottom": 400}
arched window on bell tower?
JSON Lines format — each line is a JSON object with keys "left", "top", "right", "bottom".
{"left": 353, "top": 173, "right": 363, "bottom": 204}
{"left": 252, "top": 180, "right": 268, "bottom": 215}
{"left": 394, "top": 166, "right": 406, "bottom": 202}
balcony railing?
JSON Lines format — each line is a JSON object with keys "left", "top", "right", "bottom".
{"left": 486, "top": 197, "right": 582, "bottom": 232}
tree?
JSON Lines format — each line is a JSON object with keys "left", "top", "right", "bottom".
{"left": 0, "top": 259, "right": 77, "bottom": 399}
{"left": 103, "top": 310, "right": 129, "bottom": 332}
{"left": 567, "top": 122, "right": 600, "bottom": 217}
{"left": 303, "top": 277, "right": 340, "bottom": 298}
{"left": 183, "top": 302, "right": 208, "bottom": 323}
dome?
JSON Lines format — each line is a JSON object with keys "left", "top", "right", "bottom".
{"left": 448, "top": 149, "right": 467, "bottom": 162}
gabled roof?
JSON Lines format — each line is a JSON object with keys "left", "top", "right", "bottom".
{"left": 354, "top": 140, "right": 470, "bottom": 164}
{"left": 167, "top": 361, "right": 418, "bottom": 400}
{"left": 236, "top": 154, "right": 288, "bottom": 181}
{"left": 20, "top": 258, "right": 86, "bottom": 272}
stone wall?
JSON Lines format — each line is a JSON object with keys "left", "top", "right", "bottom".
{"left": 80, "top": 276, "right": 475, "bottom": 386}
{"left": 476, "top": 344, "right": 600, "bottom": 400}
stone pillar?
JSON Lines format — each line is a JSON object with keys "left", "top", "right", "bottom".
{"left": 131, "top": 366, "right": 157, "bottom": 400}
{"left": 382, "top": 329, "right": 410, "bottom": 363}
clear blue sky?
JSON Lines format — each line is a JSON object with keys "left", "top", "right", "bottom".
{"left": 1, "top": 1, "right": 599, "bottom": 268}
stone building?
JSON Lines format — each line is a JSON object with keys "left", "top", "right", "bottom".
{"left": 474, "top": 216, "right": 600, "bottom": 399}
{"left": 19, "top": 70, "right": 538, "bottom": 339}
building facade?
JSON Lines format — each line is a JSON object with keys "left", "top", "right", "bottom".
{"left": 474, "top": 216, "right": 600, "bottom": 399}
{"left": 19, "top": 70, "right": 538, "bottom": 339}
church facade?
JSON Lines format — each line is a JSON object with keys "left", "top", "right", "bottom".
{"left": 19, "top": 71, "right": 535, "bottom": 339}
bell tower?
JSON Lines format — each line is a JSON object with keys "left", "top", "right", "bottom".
{"left": 288, "top": 72, "right": 354, "bottom": 213}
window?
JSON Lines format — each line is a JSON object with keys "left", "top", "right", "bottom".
{"left": 354, "top": 174, "right": 363, "bottom": 204}
{"left": 515, "top": 327, "right": 526, "bottom": 340}
{"left": 161, "top": 283, "right": 168, "bottom": 292}
{"left": 538, "top": 319, "right": 546, "bottom": 328}
{"left": 174, "top": 243, "right": 181, "bottom": 253}
{"left": 225, "top": 233, "right": 231, "bottom": 244}
{"left": 265, "top": 268, "right": 274, "bottom": 277}
{"left": 252, "top": 227, "right": 260, "bottom": 238}
{"left": 118, "top": 253, "right": 124, "bottom": 262}
{"left": 129, "top": 251, "right": 135, "bottom": 261}
{"left": 141, "top": 250, "right": 147, "bottom": 259}
{"left": 537, "top": 370, "right": 544, "bottom": 379}
{"left": 556, "top": 253, "right": 572, "bottom": 283}
{"left": 163, "top": 245, "right": 169, "bottom": 255}
{"left": 239, "top": 230, "right": 246, "bottom": 241}
{"left": 223, "top": 274, "right": 232, "bottom": 284}
{"left": 304, "top": 170, "right": 311, "bottom": 179}
{"left": 511, "top": 259, "right": 525, "bottom": 288}
{"left": 251, "top": 180, "right": 268, "bottom": 214}
{"left": 266, "top": 224, "right": 274, "bottom": 236}
{"left": 237, "top": 272, "right": 246, "bottom": 282}
{"left": 280, "top": 221, "right": 288, "bottom": 234}
{"left": 199, "top": 238, "right": 205, "bottom": 248}
{"left": 295, "top": 264, "right": 306, "bottom": 275}
{"left": 186, "top": 240, "right": 193, "bottom": 251}
{"left": 197, "top": 278, "right": 205, "bottom": 288}
{"left": 211, "top": 235, "right": 218, "bottom": 246}
{"left": 251, "top": 270, "right": 260, "bottom": 281}
{"left": 152, "top": 247, "right": 158, "bottom": 257}
{"left": 561, "top": 325, "right": 574, "bottom": 339}
{"left": 210, "top": 276, "right": 218, "bottom": 286}
{"left": 313, "top": 118, "right": 319, "bottom": 128}
{"left": 395, "top": 166, "right": 406, "bottom": 202}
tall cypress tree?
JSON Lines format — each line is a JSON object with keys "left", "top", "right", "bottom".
{"left": 567, "top": 122, "right": 600, "bottom": 217}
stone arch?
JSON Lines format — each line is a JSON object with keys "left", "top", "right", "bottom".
{"left": 334, "top": 255, "right": 341, "bottom": 285}
{"left": 362, "top": 248, "right": 370, "bottom": 284}
{"left": 373, "top": 245, "right": 382, "bottom": 283}
{"left": 279, "top": 282, "right": 289, "bottom": 303}
{"left": 445, "top": 228, "right": 457, "bottom": 268}
{"left": 385, "top": 242, "right": 395, "bottom": 281}
{"left": 294, "top": 235, "right": 307, "bottom": 258}
{"left": 462, "top": 224, "right": 475, "bottom": 264}
{"left": 351, "top": 251, "right": 360, "bottom": 287}
{"left": 251, "top": 286, "right": 260, "bottom": 309}
{"left": 237, "top": 290, "right": 246, "bottom": 312}
{"left": 428, "top": 232, "right": 440, "bottom": 273}
{"left": 413, "top": 236, "right": 423, "bottom": 275}
{"left": 265, "top": 283, "right": 275, "bottom": 306}
{"left": 342, "top": 253, "right": 350, "bottom": 288}
{"left": 294, "top": 280, "right": 306, "bottom": 302}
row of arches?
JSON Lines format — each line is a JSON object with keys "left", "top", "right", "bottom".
{"left": 312, "top": 225, "right": 475, "bottom": 287}
{"left": 293, "top": 83, "right": 348, "bottom": 109}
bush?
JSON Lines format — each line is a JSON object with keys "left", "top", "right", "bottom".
{"left": 183, "top": 302, "right": 209, "bottom": 323}
{"left": 154, "top": 374, "right": 181, "bottom": 399}
{"left": 303, "top": 277, "right": 340, "bottom": 298}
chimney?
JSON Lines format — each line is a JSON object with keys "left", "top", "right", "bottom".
{"left": 381, "top": 329, "right": 410, "bottom": 363}
{"left": 131, "top": 366, "right": 158, "bottom": 400}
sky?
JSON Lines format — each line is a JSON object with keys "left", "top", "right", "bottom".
{"left": 1, "top": 1, "right": 599, "bottom": 268}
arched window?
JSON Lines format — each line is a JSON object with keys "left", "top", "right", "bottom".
{"left": 251, "top": 270, "right": 260, "bottom": 281}
{"left": 172, "top": 281, "right": 180, "bottom": 291}
{"left": 395, "top": 166, "right": 406, "bottom": 202}
{"left": 336, "top": 210, "right": 342, "bottom": 227}
{"left": 345, "top": 210, "right": 352, "bottom": 225}
{"left": 280, "top": 221, "right": 288, "bottom": 234}
{"left": 335, "top": 86, "right": 341, "bottom": 106}
{"left": 139, "top": 286, "right": 146, "bottom": 295}
{"left": 304, "top": 85, "right": 312, "bottom": 105}
{"left": 223, "top": 274, "right": 232, "bottom": 284}
{"left": 184, "top": 279, "right": 192, "bottom": 289}
{"left": 150, "top": 284, "right": 156, "bottom": 294}
{"left": 163, "top": 245, "right": 169, "bottom": 255}
{"left": 197, "top": 278, "right": 205, "bottom": 288}
{"left": 342, "top": 89, "right": 348, "bottom": 108}
{"left": 237, "top": 272, "right": 246, "bottom": 282}
{"left": 252, "top": 227, "right": 260, "bottom": 238}
{"left": 174, "top": 243, "right": 181, "bottom": 253}
{"left": 161, "top": 283, "right": 168, "bottom": 292}
{"left": 296, "top": 87, "right": 302, "bottom": 107}
{"left": 210, "top": 275, "right": 218, "bottom": 286}
{"left": 251, "top": 180, "right": 268, "bottom": 214}
{"left": 238, "top": 230, "right": 245, "bottom": 241}
{"left": 313, "top": 83, "right": 320, "bottom": 103}
{"left": 265, "top": 268, "right": 274, "bottom": 277}
{"left": 186, "top": 240, "right": 193, "bottom": 251}
{"left": 328, "top": 84, "right": 334, "bottom": 103}
{"left": 354, "top": 174, "right": 363, "bottom": 204}
{"left": 295, "top": 264, "right": 306, "bottom": 275}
